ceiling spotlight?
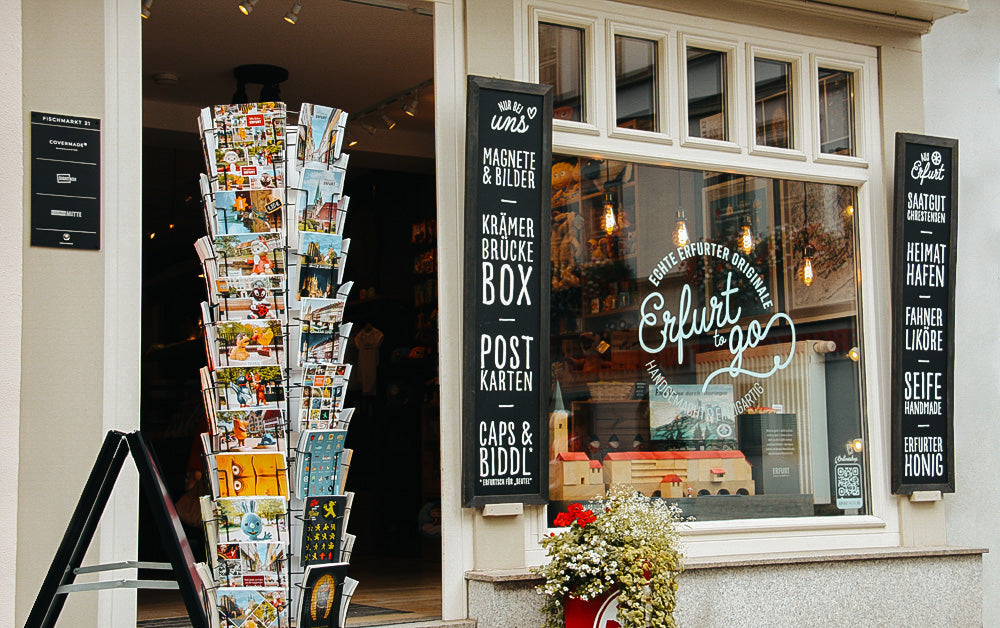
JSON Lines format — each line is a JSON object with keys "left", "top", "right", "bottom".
{"left": 284, "top": 1, "right": 303, "bottom": 23}
{"left": 141, "top": 0, "right": 153, "bottom": 19}
{"left": 380, "top": 107, "right": 396, "bottom": 130}
{"left": 346, "top": 132, "right": 359, "bottom": 148}
{"left": 402, "top": 91, "right": 419, "bottom": 117}
{"left": 361, "top": 120, "right": 376, "bottom": 135}
{"left": 238, "top": 0, "right": 259, "bottom": 16}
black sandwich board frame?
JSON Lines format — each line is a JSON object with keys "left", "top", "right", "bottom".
{"left": 462, "top": 75, "right": 552, "bottom": 507}
{"left": 891, "top": 132, "right": 958, "bottom": 495}
{"left": 26, "top": 431, "right": 210, "bottom": 628}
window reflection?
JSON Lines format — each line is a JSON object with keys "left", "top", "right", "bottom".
{"left": 818, "top": 68, "right": 855, "bottom": 155}
{"left": 686, "top": 47, "right": 727, "bottom": 140}
{"left": 754, "top": 58, "right": 792, "bottom": 149}
{"left": 615, "top": 35, "right": 657, "bottom": 131}
{"left": 548, "top": 156, "right": 866, "bottom": 522}
{"left": 539, "top": 23, "right": 586, "bottom": 122}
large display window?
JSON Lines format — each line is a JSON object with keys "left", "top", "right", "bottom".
{"left": 547, "top": 157, "right": 865, "bottom": 522}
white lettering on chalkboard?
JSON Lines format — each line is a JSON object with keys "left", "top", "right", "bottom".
{"left": 903, "top": 435, "right": 944, "bottom": 478}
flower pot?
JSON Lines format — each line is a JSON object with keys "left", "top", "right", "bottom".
{"left": 564, "top": 587, "right": 622, "bottom": 628}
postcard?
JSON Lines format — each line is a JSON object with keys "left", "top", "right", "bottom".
{"left": 209, "top": 319, "right": 284, "bottom": 369}
{"left": 298, "top": 193, "right": 349, "bottom": 235}
{"left": 298, "top": 563, "right": 349, "bottom": 628}
{"left": 297, "top": 103, "right": 347, "bottom": 167}
{"left": 299, "top": 495, "right": 346, "bottom": 567}
{"left": 211, "top": 409, "right": 286, "bottom": 453}
{"left": 299, "top": 321, "right": 352, "bottom": 367}
{"left": 215, "top": 496, "right": 288, "bottom": 543}
{"left": 214, "top": 232, "right": 285, "bottom": 277}
{"left": 295, "top": 430, "right": 347, "bottom": 499}
{"left": 213, "top": 189, "right": 285, "bottom": 235}
{"left": 213, "top": 365, "right": 284, "bottom": 411}
{"left": 297, "top": 364, "right": 351, "bottom": 427}
{"left": 214, "top": 452, "right": 289, "bottom": 498}
{"left": 215, "top": 587, "right": 288, "bottom": 628}
{"left": 216, "top": 541, "right": 288, "bottom": 588}
{"left": 212, "top": 102, "right": 287, "bottom": 191}
{"left": 649, "top": 383, "right": 738, "bottom": 450}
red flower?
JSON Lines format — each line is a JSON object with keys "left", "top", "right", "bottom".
{"left": 576, "top": 509, "right": 597, "bottom": 527}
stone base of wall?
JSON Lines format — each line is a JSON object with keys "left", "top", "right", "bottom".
{"left": 467, "top": 547, "right": 984, "bottom": 627}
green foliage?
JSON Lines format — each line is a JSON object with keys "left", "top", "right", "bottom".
{"left": 533, "top": 485, "right": 684, "bottom": 628}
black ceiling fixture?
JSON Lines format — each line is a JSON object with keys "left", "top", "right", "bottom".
{"left": 231, "top": 64, "right": 289, "bottom": 104}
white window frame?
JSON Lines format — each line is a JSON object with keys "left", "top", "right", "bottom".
{"left": 519, "top": 0, "right": 894, "bottom": 563}
{"left": 747, "top": 44, "right": 808, "bottom": 161}
{"left": 606, "top": 23, "right": 672, "bottom": 145}
{"left": 679, "top": 32, "right": 742, "bottom": 153}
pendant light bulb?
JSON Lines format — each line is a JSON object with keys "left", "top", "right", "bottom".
{"left": 673, "top": 206, "right": 689, "bottom": 247}
{"left": 739, "top": 220, "right": 754, "bottom": 255}
{"left": 238, "top": 0, "right": 259, "bottom": 16}
{"left": 802, "top": 245, "right": 815, "bottom": 286}
{"left": 283, "top": 1, "right": 303, "bottom": 23}
{"left": 602, "top": 193, "right": 616, "bottom": 236}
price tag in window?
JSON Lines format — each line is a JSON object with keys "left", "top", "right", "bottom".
{"left": 835, "top": 458, "right": 864, "bottom": 510}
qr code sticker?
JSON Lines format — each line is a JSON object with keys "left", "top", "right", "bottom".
{"left": 837, "top": 465, "right": 861, "bottom": 497}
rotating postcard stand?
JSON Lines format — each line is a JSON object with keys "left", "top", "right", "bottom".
{"left": 25, "top": 431, "right": 211, "bottom": 628}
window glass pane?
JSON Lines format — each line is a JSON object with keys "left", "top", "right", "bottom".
{"left": 539, "top": 23, "right": 585, "bottom": 122}
{"left": 615, "top": 35, "right": 657, "bottom": 132}
{"left": 686, "top": 47, "right": 727, "bottom": 140}
{"left": 818, "top": 68, "right": 855, "bottom": 155}
{"left": 548, "top": 156, "right": 866, "bottom": 522}
{"left": 754, "top": 58, "right": 792, "bottom": 149}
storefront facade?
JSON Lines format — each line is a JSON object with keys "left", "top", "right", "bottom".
{"left": 9, "top": 0, "right": 991, "bottom": 626}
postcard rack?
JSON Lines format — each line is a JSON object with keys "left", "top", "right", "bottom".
{"left": 194, "top": 102, "right": 358, "bottom": 628}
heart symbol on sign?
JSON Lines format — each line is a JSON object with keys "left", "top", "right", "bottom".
{"left": 527, "top": 107, "right": 537, "bottom": 120}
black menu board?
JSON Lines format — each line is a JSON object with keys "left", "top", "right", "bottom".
{"left": 462, "top": 76, "right": 552, "bottom": 507}
{"left": 30, "top": 112, "right": 101, "bottom": 250}
{"left": 891, "top": 133, "right": 958, "bottom": 494}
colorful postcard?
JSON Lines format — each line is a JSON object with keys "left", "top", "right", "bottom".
{"left": 299, "top": 321, "right": 352, "bottom": 367}
{"left": 299, "top": 563, "right": 349, "bottom": 628}
{"left": 216, "top": 294, "right": 288, "bottom": 322}
{"left": 295, "top": 430, "right": 348, "bottom": 498}
{"left": 215, "top": 587, "right": 288, "bottom": 628}
{"left": 216, "top": 496, "right": 288, "bottom": 543}
{"left": 209, "top": 319, "right": 284, "bottom": 368}
{"left": 297, "top": 103, "right": 347, "bottom": 167}
{"left": 213, "top": 189, "right": 285, "bottom": 235}
{"left": 299, "top": 232, "right": 342, "bottom": 268}
{"left": 298, "top": 364, "right": 351, "bottom": 427}
{"left": 298, "top": 194, "right": 349, "bottom": 235}
{"left": 297, "top": 241, "right": 348, "bottom": 300}
{"left": 213, "top": 102, "right": 287, "bottom": 191}
{"left": 217, "top": 541, "right": 288, "bottom": 587}
{"left": 300, "top": 407, "right": 354, "bottom": 432}
{"left": 214, "top": 232, "right": 285, "bottom": 277}
{"left": 213, "top": 365, "right": 284, "bottom": 411}
{"left": 299, "top": 161, "right": 348, "bottom": 208}
{"left": 215, "top": 452, "right": 289, "bottom": 498}
{"left": 299, "top": 495, "right": 346, "bottom": 567}
{"left": 211, "top": 409, "right": 286, "bottom": 453}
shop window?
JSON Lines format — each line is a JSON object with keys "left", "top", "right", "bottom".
{"left": 686, "top": 47, "right": 727, "bottom": 141}
{"left": 818, "top": 67, "right": 855, "bottom": 156}
{"left": 614, "top": 35, "right": 658, "bottom": 132}
{"left": 539, "top": 22, "right": 586, "bottom": 122}
{"left": 547, "top": 156, "right": 867, "bottom": 523}
{"left": 754, "top": 58, "right": 792, "bottom": 149}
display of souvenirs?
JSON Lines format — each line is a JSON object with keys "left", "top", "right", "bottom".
{"left": 212, "top": 189, "right": 285, "bottom": 235}
{"left": 212, "top": 102, "right": 287, "bottom": 191}
{"left": 298, "top": 364, "right": 351, "bottom": 427}
{"left": 214, "top": 232, "right": 285, "bottom": 277}
{"left": 217, "top": 541, "right": 288, "bottom": 587}
{"left": 300, "top": 495, "right": 346, "bottom": 567}
{"left": 196, "top": 100, "right": 358, "bottom": 621}
{"left": 297, "top": 104, "right": 348, "bottom": 167}
{"left": 215, "top": 496, "right": 289, "bottom": 543}
{"left": 209, "top": 409, "right": 286, "bottom": 453}
{"left": 213, "top": 365, "right": 284, "bottom": 411}
{"left": 298, "top": 563, "right": 349, "bottom": 628}
{"left": 214, "top": 452, "right": 289, "bottom": 498}
{"left": 215, "top": 587, "right": 288, "bottom": 628}
{"left": 295, "top": 430, "right": 347, "bottom": 498}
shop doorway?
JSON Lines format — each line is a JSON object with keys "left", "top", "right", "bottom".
{"left": 139, "top": 2, "right": 439, "bottom": 625}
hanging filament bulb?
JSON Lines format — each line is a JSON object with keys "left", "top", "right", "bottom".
{"left": 802, "top": 244, "right": 815, "bottom": 286}
{"left": 602, "top": 191, "right": 617, "bottom": 236}
{"left": 673, "top": 207, "right": 690, "bottom": 247}
{"left": 739, "top": 216, "right": 754, "bottom": 254}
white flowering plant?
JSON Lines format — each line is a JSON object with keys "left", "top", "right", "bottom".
{"left": 533, "top": 485, "right": 684, "bottom": 628}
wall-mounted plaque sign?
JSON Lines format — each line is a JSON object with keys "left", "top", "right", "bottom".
{"left": 891, "top": 133, "right": 958, "bottom": 494}
{"left": 462, "top": 76, "right": 552, "bottom": 507}
{"left": 30, "top": 112, "right": 101, "bottom": 250}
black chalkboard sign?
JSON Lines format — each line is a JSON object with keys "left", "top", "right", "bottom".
{"left": 891, "top": 133, "right": 958, "bottom": 494}
{"left": 463, "top": 76, "right": 552, "bottom": 507}
{"left": 30, "top": 112, "right": 101, "bottom": 250}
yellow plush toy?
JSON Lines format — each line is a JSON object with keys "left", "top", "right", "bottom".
{"left": 551, "top": 161, "right": 580, "bottom": 205}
